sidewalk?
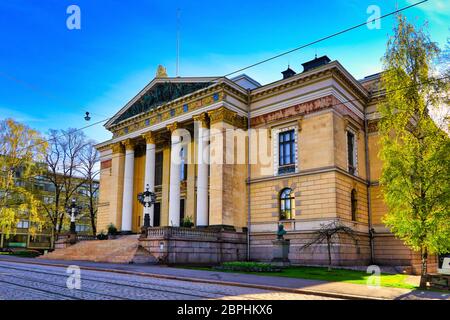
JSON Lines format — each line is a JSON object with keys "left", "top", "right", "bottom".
{"left": 0, "top": 255, "right": 448, "bottom": 300}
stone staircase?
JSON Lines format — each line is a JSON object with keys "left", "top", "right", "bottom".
{"left": 40, "top": 235, "right": 157, "bottom": 264}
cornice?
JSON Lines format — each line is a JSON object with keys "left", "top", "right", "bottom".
{"left": 250, "top": 62, "right": 368, "bottom": 106}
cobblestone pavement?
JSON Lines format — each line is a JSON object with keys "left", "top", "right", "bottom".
{"left": 0, "top": 261, "right": 338, "bottom": 300}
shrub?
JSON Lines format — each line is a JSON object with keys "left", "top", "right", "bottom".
{"left": 215, "top": 261, "right": 282, "bottom": 272}
{"left": 181, "top": 216, "right": 194, "bottom": 228}
{"left": 8, "top": 250, "right": 41, "bottom": 258}
{"left": 97, "top": 231, "right": 108, "bottom": 240}
{"left": 107, "top": 223, "right": 118, "bottom": 235}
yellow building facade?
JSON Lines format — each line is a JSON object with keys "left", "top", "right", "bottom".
{"left": 95, "top": 57, "right": 424, "bottom": 271}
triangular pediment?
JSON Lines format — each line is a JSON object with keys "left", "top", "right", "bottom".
{"left": 106, "top": 77, "right": 218, "bottom": 127}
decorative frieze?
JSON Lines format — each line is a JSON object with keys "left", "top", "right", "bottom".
{"left": 100, "top": 159, "right": 112, "bottom": 170}
{"left": 111, "top": 90, "right": 225, "bottom": 138}
{"left": 251, "top": 95, "right": 337, "bottom": 126}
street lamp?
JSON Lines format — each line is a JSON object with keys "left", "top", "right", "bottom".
{"left": 66, "top": 198, "right": 82, "bottom": 234}
{"left": 137, "top": 184, "right": 156, "bottom": 228}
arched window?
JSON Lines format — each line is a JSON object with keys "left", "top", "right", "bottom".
{"left": 280, "top": 188, "right": 295, "bottom": 220}
{"left": 351, "top": 189, "right": 357, "bottom": 221}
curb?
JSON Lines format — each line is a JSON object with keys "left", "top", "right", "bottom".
{"left": 0, "top": 258, "right": 386, "bottom": 300}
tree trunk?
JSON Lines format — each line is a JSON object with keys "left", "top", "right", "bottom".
{"left": 90, "top": 209, "right": 96, "bottom": 236}
{"left": 419, "top": 248, "right": 428, "bottom": 288}
{"left": 327, "top": 235, "right": 332, "bottom": 271}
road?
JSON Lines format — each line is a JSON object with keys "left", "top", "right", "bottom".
{"left": 0, "top": 260, "right": 338, "bottom": 300}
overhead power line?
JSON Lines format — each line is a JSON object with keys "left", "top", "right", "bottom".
{"left": 7, "top": 0, "right": 430, "bottom": 152}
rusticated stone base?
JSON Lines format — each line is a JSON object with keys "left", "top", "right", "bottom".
{"left": 139, "top": 227, "right": 247, "bottom": 265}
{"left": 250, "top": 231, "right": 371, "bottom": 266}
{"left": 373, "top": 233, "right": 437, "bottom": 275}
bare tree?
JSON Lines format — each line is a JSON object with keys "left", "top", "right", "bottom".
{"left": 299, "top": 221, "right": 359, "bottom": 271}
{"left": 78, "top": 140, "right": 100, "bottom": 236}
{"left": 44, "top": 129, "right": 88, "bottom": 237}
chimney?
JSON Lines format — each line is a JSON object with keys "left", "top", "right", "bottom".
{"left": 281, "top": 66, "right": 296, "bottom": 79}
{"left": 301, "top": 55, "right": 331, "bottom": 73}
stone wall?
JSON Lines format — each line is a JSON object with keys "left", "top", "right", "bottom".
{"left": 139, "top": 227, "right": 247, "bottom": 265}
{"left": 373, "top": 233, "right": 437, "bottom": 274}
{"left": 250, "top": 231, "right": 371, "bottom": 266}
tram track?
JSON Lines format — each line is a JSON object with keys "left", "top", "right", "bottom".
{"left": 0, "top": 271, "right": 133, "bottom": 300}
{"left": 0, "top": 262, "right": 223, "bottom": 300}
{"left": 0, "top": 277, "right": 76, "bottom": 300}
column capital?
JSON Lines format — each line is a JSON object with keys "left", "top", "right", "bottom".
{"left": 166, "top": 122, "right": 180, "bottom": 133}
{"left": 207, "top": 107, "right": 237, "bottom": 126}
{"left": 122, "top": 138, "right": 135, "bottom": 151}
{"left": 142, "top": 131, "right": 156, "bottom": 144}
{"left": 193, "top": 113, "right": 209, "bottom": 128}
{"left": 112, "top": 143, "right": 124, "bottom": 154}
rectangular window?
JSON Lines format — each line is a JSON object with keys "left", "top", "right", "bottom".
{"left": 155, "top": 151, "right": 163, "bottom": 186}
{"left": 17, "top": 220, "right": 29, "bottom": 229}
{"left": 278, "top": 130, "right": 296, "bottom": 174}
{"left": 347, "top": 131, "right": 356, "bottom": 175}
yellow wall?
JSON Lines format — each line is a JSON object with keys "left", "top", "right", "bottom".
{"left": 300, "top": 112, "right": 335, "bottom": 171}
{"left": 161, "top": 145, "right": 171, "bottom": 226}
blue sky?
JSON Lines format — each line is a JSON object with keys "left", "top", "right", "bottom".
{"left": 0, "top": 0, "right": 448, "bottom": 143}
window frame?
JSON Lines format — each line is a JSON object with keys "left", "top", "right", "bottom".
{"left": 273, "top": 125, "right": 299, "bottom": 176}
{"left": 346, "top": 129, "right": 358, "bottom": 176}
{"left": 279, "top": 188, "right": 295, "bottom": 221}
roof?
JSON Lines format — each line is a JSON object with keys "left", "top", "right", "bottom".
{"left": 105, "top": 76, "right": 221, "bottom": 128}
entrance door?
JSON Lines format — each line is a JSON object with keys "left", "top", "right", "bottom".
{"left": 153, "top": 203, "right": 161, "bottom": 227}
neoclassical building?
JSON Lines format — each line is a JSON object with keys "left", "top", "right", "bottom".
{"left": 95, "top": 57, "right": 425, "bottom": 271}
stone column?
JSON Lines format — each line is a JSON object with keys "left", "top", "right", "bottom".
{"left": 142, "top": 132, "right": 156, "bottom": 227}
{"left": 121, "top": 139, "right": 135, "bottom": 232}
{"left": 193, "top": 113, "right": 209, "bottom": 227}
{"left": 108, "top": 143, "right": 125, "bottom": 231}
{"left": 167, "top": 122, "right": 181, "bottom": 227}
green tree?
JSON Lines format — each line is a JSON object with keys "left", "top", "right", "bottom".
{"left": 0, "top": 119, "right": 48, "bottom": 237}
{"left": 379, "top": 15, "right": 450, "bottom": 283}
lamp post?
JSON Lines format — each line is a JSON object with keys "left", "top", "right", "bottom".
{"left": 137, "top": 184, "right": 156, "bottom": 229}
{"left": 66, "top": 198, "right": 82, "bottom": 235}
